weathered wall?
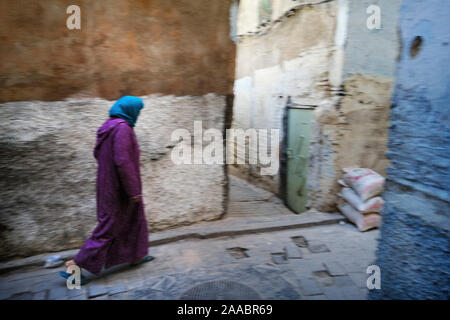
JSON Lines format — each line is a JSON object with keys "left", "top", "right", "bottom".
{"left": 231, "top": 0, "right": 339, "bottom": 205}
{"left": 312, "top": 74, "right": 393, "bottom": 210}
{"left": 0, "top": 0, "right": 235, "bottom": 259}
{"left": 231, "top": 0, "right": 400, "bottom": 212}
{"left": 370, "top": 0, "right": 450, "bottom": 299}
{"left": 0, "top": 95, "right": 227, "bottom": 260}
{"left": 322, "top": 0, "right": 402, "bottom": 208}
{"left": 0, "top": 0, "right": 235, "bottom": 102}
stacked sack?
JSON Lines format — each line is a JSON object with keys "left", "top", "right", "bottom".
{"left": 337, "top": 168, "right": 385, "bottom": 232}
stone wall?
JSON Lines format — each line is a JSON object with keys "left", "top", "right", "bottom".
{"left": 0, "top": 0, "right": 235, "bottom": 260}
{"left": 231, "top": 0, "right": 338, "bottom": 206}
{"left": 370, "top": 0, "right": 450, "bottom": 299}
{"left": 0, "top": 95, "right": 227, "bottom": 260}
{"left": 231, "top": 0, "right": 400, "bottom": 212}
{"left": 0, "top": 0, "right": 235, "bottom": 102}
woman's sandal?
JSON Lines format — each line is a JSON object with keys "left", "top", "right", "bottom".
{"left": 130, "top": 255, "right": 155, "bottom": 267}
{"left": 58, "top": 271, "right": 90, "bottom": 285}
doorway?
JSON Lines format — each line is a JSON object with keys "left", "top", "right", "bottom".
{"left": 285, "top": 105, "right": 314, "bottom": 214}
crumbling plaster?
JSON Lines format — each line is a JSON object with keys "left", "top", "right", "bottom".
{"left": 231, "top": 0, "right": 400, "bottom": 211}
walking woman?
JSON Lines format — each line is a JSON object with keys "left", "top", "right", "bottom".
{"left": 60, "top": 96, "right": 153, "bottom": 283}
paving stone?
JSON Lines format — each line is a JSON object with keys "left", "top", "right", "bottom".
{"left": 0, "top": 288, "right": 14, "bottom": 300}
{"left": 359, "top": 288, "right": 368, "bottom": 299}
{"left": 312, "top": 271, "right": 335, "bottom": 287}
{"left": 251, "top": 264, "right": 281, "bottom": 275}
{"left": 132, "top": 287, "right": 164, "bottom": 300}
{"left": 67, "top": 287, "right": 87, "bottom": 299}
{"left": 3, "top": 279, "right": 31, "bottom": 296}
{"left": 271, "top": 253, "right": 288, "bottom": 265}
{"left": 32, "top": 290, "right": 48, "bottom": 300}
{"left": 0, "top": 215, "right": 378, "bottom": 301}
{"left": 87, "top": 284, "right": 109, "bottom": 299}
{"left": 8, "top": 292, "right": 33, "bottom": 300}
{"left": 291, "top": 236, "right": 308, "bottom": 248}
{"left": 109, "top": 292, "right": 130, "bottom": 300}
{"left": 308, "top": 242, "right": 330, "bottom": 253}
{"left": 340, "top": 286, "right": 366, "bottom": 300}
{"left": 298, "top": 278, "right": 323, "bottom": 296}
{"left": 245, "top": 249, "right": 270, "bottom": 263}
{"left": 323, "top": 261, "right": 347, "bottom": 276}
{"left": 305, "top": 294, "right": 327, "bottom": 300}
{"left": 289, "top": 259, "right": 326, "bottom": 279}
{"left": 125, "top": 276, "right": 146, "bottom": 290}
{"left": 48, "top": 287, "right": 68, "bottom": 300}
{"left": 227, "top": 201, "right": 285, "bottom": 216}
{"left": 229, "top": 177, "right": 273, "bottom": 202}
{"left": 340, "top": 260, "right": 370, "bottom": 273}
{"left": 226, "top": 247, "right": 249, "bottom": 259}
{"left": 108, "top": 284, "right": 127, "bottom": 296}
{"left": 348, "top": 272, "right": 369, "bottom": 289}
{"left": 31, "top": 277, "right": 60, "bottom": 293}
{"left": 270, "top": 283, "right": 302, "bottom": 300}
{"left": 332, "top": 275, "right": 356, "bottom": 288}
{"left": 91, "top": 295, "right": 110, "bottom": 300}
{"left": 267, "top": 244, "right": 286, "bottom": 255}
{"left": 322, "top": 286, "right": 346, "bottom": 300}
{"left": 150, "top": 275, "right": 175, "bottom": 291}
{"left": 284, "top": 243, "right": 303, "bottom": 259}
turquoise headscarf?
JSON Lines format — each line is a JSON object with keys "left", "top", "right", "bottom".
{"left": 109, "top": 96, "right": 144, "bottom": 127}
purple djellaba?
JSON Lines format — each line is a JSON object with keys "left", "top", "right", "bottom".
{"left": 62, "top": 96, "right": 153, "bottom": 279}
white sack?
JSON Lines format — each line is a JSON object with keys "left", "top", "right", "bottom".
{"left": 337, "top": 199, "right": 381, "bottom": 232}
{"left": 339, "top": 187, "right": 384, "bottom": 213}
{"left": 342, "top": 168, "right": 385, "bottom": 201}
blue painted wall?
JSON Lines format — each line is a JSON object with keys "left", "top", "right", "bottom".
{"left": 370, "top": 0, "right": 450, "bottom": 299}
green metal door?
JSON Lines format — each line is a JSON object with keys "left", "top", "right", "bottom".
{"left": 286, "top": 107, "right": 313, "bottom": 213}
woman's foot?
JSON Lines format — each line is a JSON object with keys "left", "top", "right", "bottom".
{"left": 65, "top": 259, "right": 77, "bottom": 269}
{"left": 131, "top": 255, "right": 155, "bottom": 266}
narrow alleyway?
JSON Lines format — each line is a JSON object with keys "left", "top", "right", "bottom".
{"left": 0, "top": 177, "right": 379, "bottom": 300}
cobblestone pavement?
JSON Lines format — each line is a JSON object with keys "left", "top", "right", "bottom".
{"left": 0, "top": 176, "right": 379, "bottom": 300}
{"left": 0, "top": 223, "right": 379, "bottom": 300}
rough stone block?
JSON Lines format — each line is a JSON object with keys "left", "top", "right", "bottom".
{"left": 322, "top": 286, "right": 346, "bottom": 300}
{"left": 151, "top": 276, "right": 177, "bottom": 291}
{"left": 332, "top": 275, "right": 356, "bottom": 288}
{"left": 31, "top": 290, "right": 48, "bottom": 300}
{"left": 0, "top": 289, "right": 12, "bottom": 300}
{"left": 308, "top": 242, "right": 330, "bottom": 253}
{"left": 284, "top": 243, "right": 303, "bottom": 259}
{"left": 108, "top": 284, "right": 127, "bottom": 296}
{"left": 8, "top": 292, "right": 33, "bottom": 300}
{"left": 348, "top": 272, "right": 368, "bottom": 289}
{"left": 312, "top": 270, "right": 335, "bottom": 287}
{"left": 291, "top": 236, "right": 308, "bottom": 248}
{"left": 271, "top": 253, "right": 289, "bottom": 265}
{"left": 323, "top": 261, "right": 347, "bottom": 276}
{"left": 48, "top": 287, "right": 68, "bottom": 300}
{"left": 67, "top": 287, "right": 87, "bottom": 299}
{"left": 299, "top": 278, "right": 323, "bottom": 296}
{"left": 87, "top": 284, "right": 109, "bottom": 299}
